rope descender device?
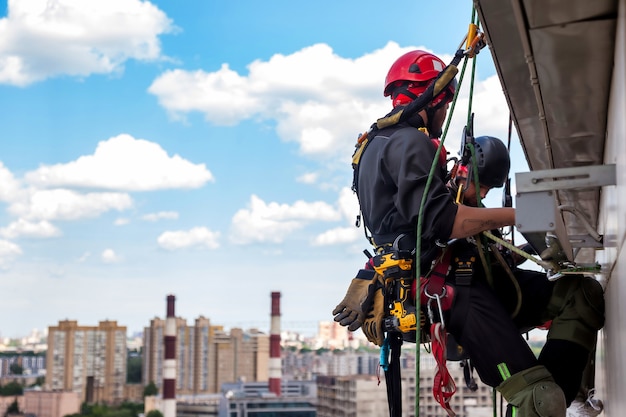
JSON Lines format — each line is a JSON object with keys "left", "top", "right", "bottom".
{"left": 462, "top": 23, "right": 486, "bottom": 58}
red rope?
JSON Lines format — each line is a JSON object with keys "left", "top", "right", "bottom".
{"left": 431, "top": 322, "right": 457, "bottom": 417}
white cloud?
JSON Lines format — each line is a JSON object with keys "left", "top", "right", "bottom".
{"left": 157, "top": 227, "right": 220, "bottom": 250}
{"left": 149, "top": 42, "right": 511, "bottom": 165}
{"left": 337, "top": 187, "right": 360, "bottom": 221}
{"left": 0, "top": 239, "right": 22, "bottom": 269}
{"left": 24, "top": 134, "right": 214, "bottom": 191}
{"left": 0, "top": 162, "right": 22, "bottom": 202}
{"left": 313, "top": 187, "right": 361, "bottom": 246}
{"left": 101, "top": 248, "right": 121, "bottom": 264}
{"left": 312, "top": 227, "right": 360, "bottom": 246}
{"left": 77, "top": 252, "right": 90, "bottom": 262}
{"left": 142, "top": 211, "right": 179, "bottom": 222}
{"left": 149, "top": 42, "right": 410, "bottom": 158}
{"left": 114, "top": 218, "right": 130, "bottom": 226}
{"left": 0, "top": 0, "right": 175, "bottom": 86}
{"left": 296, "top": 172, "right": 318, "bottom": 184}
{"left": 8, "top": 188, "right": 132, "bottom": 221}
{"left": 230, "top": 194, "right": 340, "bottom": 245}
{"left": 0, "top": 219, "right": 61, "bottom": 239}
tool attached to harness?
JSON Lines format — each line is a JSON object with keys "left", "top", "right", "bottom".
{"left": 371, "top": 249, "right": 419, "bottom": 335}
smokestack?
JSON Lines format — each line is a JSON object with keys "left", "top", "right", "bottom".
{"left": 269, "top": 291, "right": 282, "bottom": 396}
{"left": 163, "top": 295, "right": 177, "bottom": 417}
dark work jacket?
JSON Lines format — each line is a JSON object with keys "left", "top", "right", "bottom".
{"left": 357, "top": 120, "right": 458, "bottom": 270}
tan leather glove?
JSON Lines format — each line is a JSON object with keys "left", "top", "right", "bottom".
{"left": 332, "top": 270, "right": 382, "bottom": 331}
{"left": 362, "top": 286, "right": 385, "bottom": 346}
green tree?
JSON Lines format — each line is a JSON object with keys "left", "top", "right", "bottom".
{"left": 143, "top": 381, "right": 158, "bottom": 397}
{"left": 9, "top": 363, "right": 23, "bottom": 375}
{"left": 126, "top": 355, "right": 142, "bottom": 383}
{"left": 146, "top": 411, "right": 164, "bottom": 417}
{"left": 0, "top": 381, "right": 23, "bottom": 396}
{"left": 4, "top": 398, "right": 20, "bottom": 416}
{"left": 29, "top": 376, "right": 45, "bottom": 387}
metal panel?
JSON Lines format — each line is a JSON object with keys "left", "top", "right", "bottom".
{"left": 473, "top": 0, "right": 618, "bottom": 262}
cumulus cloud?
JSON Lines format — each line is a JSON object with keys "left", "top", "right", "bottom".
{"left": 8, "top": 188, "right": 132, "bottom": 221}
{"left": 0, "top": 219, "right": 61, "bottom": 239}
{"left": 0, "top": 0, "right": 175, "bottom": 86}
{"left": 149, "top": 42, "right": 411, "bottom": 158}
{"left": 312, "top": 187, "right": 362, "bottom": 246}
{"left": 312, "top": 226, "right": 360, "bottom": 246}
{"left": 230, "top": 194, "right": 340, "bottom": 244}
{"left": 114, "top": 218, "right": 130, "bottom": 226}
{"left": 149, "top": 42, "right": 511, "bottom": 164}
{"left": 142, "top": 211, "right": 179, "bottom": 222}
{"left": 0, "top": 239, "right": 22, "bottom": 269}
{"left": 0, "top": 162, "right": 25, "bottom": 203}
{"left": 24, "top": 134, "right": 214, "bottom": 191}
{"left": 101, "top": 248, "right": 122, "bottom": 263}
{"left": 157, "top": 227, "right": 220, "bottom": 250}
{"left": 296, "top": 172, "right": 318, "bottom": 185}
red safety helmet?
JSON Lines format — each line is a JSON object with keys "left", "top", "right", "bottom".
{"left": 384, "top": 50, "right": 455, "bottom": 108}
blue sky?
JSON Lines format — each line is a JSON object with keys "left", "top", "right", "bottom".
{"left": 0, "top": 0, "right": 528, "bottom": 338}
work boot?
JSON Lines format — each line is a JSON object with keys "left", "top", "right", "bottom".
{"left": 566, "top": 389, "right": 603, "bottom": 417}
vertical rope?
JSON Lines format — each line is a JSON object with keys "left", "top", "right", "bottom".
{"left": 414, "top": 6, "right": 482, "bottom": 416}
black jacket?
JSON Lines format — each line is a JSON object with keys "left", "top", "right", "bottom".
{"left": 357, "top": 120, "right": 458, "bottom": 268}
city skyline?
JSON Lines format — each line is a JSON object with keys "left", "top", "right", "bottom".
{"left": 0, "top": 0, "right": 529, "bottom": 339}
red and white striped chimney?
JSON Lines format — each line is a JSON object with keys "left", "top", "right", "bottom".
{"left": 269, "top": 291, "right": 282, "bottom": 396}
{"left": 163, "top": 295, "right": 177, "bottom": 417}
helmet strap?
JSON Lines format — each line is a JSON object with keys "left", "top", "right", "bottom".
{"left": 391, "top": 84, "right": 419, "bottom": 107}
{"left": 425, "top": 106, "right": 442, "bottom": 138}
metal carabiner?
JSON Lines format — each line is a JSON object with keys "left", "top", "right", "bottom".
{"left": 424, "top": 285, "right": 447, "bottom": 329}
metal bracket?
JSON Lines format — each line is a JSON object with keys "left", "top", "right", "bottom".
{"left": 515, "top": 164, "right": 616, "bottom": 258}
{"left": 516, "top": 164, "right": 616, "bottom": 193}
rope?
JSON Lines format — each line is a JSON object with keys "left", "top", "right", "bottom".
{"left": 481, "top": 230, "right": 544, "bottom": 267}
{"left": 413, "top": 7, "right": 483, "bottom": 415}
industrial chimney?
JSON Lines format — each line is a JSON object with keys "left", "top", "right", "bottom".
{"left": 269, "top": 291, "right": 282, "bottom": 396}
{"left": 163, "top": 295, "right": 177, "bottom": 417}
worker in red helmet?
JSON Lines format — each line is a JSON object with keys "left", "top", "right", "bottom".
{"left": 384, "top": 50, "right": 457, "bottom": 138}
{"left": 333, "top": 50, "right": 604, "bottom": 417}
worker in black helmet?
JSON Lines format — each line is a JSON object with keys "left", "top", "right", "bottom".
{"left": 446, "top": 134, "right": 605, "bottom": 417}
{"left": 332, "top": 50, "right": 605, "bottom": 417}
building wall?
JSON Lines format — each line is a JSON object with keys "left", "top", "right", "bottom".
{"left": 45, "top": 320, "right": 127, "bottom": 404}
{"left": 23, "top": 390, "right": 81, "bottom": 417}
{"left": 316, "top": 351, "right": 495, "bottom": 417}
{"left": 597, "top": 2, "right": 626, "bottom": 416}
{"left": 0, "top": 396, "right": 24, "bottom": 416}
{"left": 317, "top": 375, "right": 389, "bottom": 417}
{"left": 143, "top": 316, "right": 270, "bottom": 396}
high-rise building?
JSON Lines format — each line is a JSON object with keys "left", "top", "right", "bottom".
{"left": 143, "top": 315, "right": 269, "bottom": 396}
{"left": 316, "top": 350, "right": 495, "bottom": 417}
{"left": 45, "top": 320, "right": 127, "bottom": 404}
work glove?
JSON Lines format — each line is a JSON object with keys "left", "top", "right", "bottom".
{"left": 332, "top": 269, "right": 383, "bottom": 331}
{"left": 362, "top": 286, "right": 385, "bottom": 346}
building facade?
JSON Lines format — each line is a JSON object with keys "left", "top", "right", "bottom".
{"left": 316, "top": 349, "right": 495, "bottom": 417}
{"left": 45, "top": 320, "right": 127, "bottom": 404}
{"left": 143, "top": 316, "right": 270, "bottom": 396}
{"left": 23, "top": 390, "right": 81, "bottom": 417}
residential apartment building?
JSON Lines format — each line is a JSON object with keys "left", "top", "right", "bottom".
{"left": 317, "top": 374, "right": 390, "bottom": 417}
{"left": 46, "top": 320, "right": 127, "bottom": 404}
{"left": 23, "top": 390, "right": 81, "bottom": 417}
{"left": 143, "top": 315, "right": 269, "bottom": 396}
{"left": 316, "top": 349, "right": 495, "bottom": 417}
{"left": 0, "top": 353, "right": 46, "bottom": 377}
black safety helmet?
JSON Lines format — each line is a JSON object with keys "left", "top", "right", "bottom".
{"left": 470, "top": 136, "right": 510, "bottom": 188}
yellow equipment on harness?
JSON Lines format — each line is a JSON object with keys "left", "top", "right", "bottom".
{"left": 371, "top": 250, "right": 418, "bottom": 334}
